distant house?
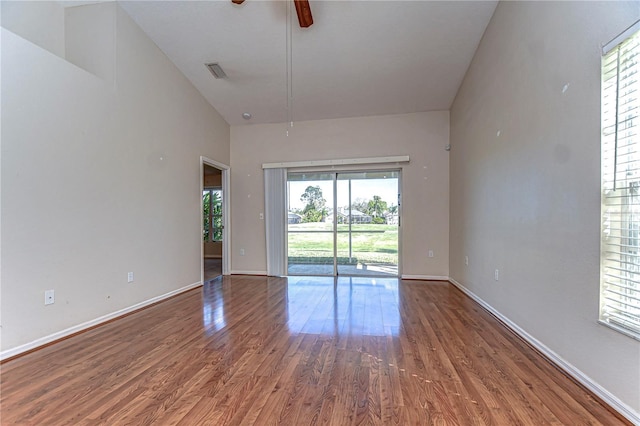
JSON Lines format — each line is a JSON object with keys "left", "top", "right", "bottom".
{"left": 345, "top": 210, "right": 372, "bottom": 224}
{"left": 325, "top": 208, "right": 372, "bottom": 224}
{"left": 288, "top": 212, "right": 302, "bottom": 224}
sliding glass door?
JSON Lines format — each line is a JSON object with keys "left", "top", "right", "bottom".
{"left": 335, "top": 171, "right": 399, "bottom": 276}
{"left": 287, "top": 170, "right": 400, "bottom": 277}
{"left": 287, "top": 173, "right": 335, "bottom": 275}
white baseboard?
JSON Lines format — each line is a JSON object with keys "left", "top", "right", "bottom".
{"left": 230, "top": 270, "right": 267, "bottom": 276}
{"left": 448, "top": 277, "right": 640, "bottom": 425}
{"left": 0, "top": 281, "right": 203, "bottom": 361}
{"left": 402, "top": 274, "right": 449, "bottom": 281}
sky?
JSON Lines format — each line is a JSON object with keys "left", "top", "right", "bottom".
{"left": 288, "top": 177, "right": 399, "bottom": 211}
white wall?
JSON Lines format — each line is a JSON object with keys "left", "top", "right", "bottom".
{"left": 65, "top": 2, "right": 116, "bottom": 82}
{"left": 1, "top": 2, "right": 230, "bottom": 353}
{"left": 450, "top": 1, "right": 640, "bottom": 417}
{"left": 230, "top": 112, "right": 449, "bottom": 277}
{"left": 1, "top": 1, "right": 65, "bottom": 58}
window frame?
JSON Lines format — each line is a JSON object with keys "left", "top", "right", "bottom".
{"left": 600, "top": 20, "right": 640, "bottom": 341}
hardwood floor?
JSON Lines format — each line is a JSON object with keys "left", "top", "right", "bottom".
{"left": 0, "top": 276, "right": 628, "bottom": 425}
{"left": 204, "top": 258, "right": 222, "bottom": 281}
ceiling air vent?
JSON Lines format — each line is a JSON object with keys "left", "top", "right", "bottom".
{"left": 205, "top": 63, "right": 227, "bottom": 79}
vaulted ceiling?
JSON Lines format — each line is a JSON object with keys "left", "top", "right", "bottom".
{"left": 120, "top": 1, "right": 498, "bottom": 125}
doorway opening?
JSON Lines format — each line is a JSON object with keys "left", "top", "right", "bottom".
{"left": 287, "top": 170, "right": 400, "bottom": 277}
{"left": 201, "top": 157, "right": 230, "bottom": 282}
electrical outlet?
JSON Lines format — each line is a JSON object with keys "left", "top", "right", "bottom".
{"left": 259, "top": 213, "right": 264, "bottom": 220}
{"left": 240, "top": 248, "right": 245, "bottom": 256}
{"left": 495, "top": 269, "right": 499, "bottom": 281}
{"left": 127, "top": 272, "right": 134, "bottom": 283}
{"left": 465, "top": 256, "right": 469, "bottom": 266}
{"left": 45, "top": 289, "right": 55, "bottom": 305}
{"left": 428, "top": 250, "right": 434, "bottom": 258}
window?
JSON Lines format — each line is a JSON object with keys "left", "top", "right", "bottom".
{"left": 203, "top": 189, "right": 223, "bottom": 242}
{"left": 601, "top": 22, "right": 640, "bottom": 339}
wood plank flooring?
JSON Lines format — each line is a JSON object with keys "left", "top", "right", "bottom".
{"left": 0, "top": 276, "right": 629, "bottom": 425}
{"left": 203, "top": 258, "right": 222, "bottom": 282}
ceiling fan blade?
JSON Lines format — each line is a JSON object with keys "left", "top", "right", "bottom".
{"left": 294, "top": 0, "right": 313, "bottom": 28}
{"left": 232, "top": 0, "right": 312, "bottom": 28}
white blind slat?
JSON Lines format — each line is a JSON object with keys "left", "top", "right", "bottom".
{"left": 264, "top": 168, "right": 288, "bottom": 276}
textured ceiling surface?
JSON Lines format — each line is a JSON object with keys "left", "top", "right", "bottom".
{"left": 120, "top": 1, "right": 498, "bottom": 125}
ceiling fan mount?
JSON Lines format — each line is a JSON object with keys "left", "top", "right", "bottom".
{"left": 232, "top": 0, "right": 313, "bottom": 28}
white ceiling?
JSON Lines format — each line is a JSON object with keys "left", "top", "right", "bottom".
{"left": 119, "top": 1, "right": 498, "bottom": 126}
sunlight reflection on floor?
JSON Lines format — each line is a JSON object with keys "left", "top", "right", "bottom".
{"left": 285, "top": 276, "right": 400, "bottom": 336}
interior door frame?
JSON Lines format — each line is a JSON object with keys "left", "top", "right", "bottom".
{"left": 201, "top": 156, "right": 231, "bottom": 281}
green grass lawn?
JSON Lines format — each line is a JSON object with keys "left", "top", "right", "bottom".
{"left": 288, "top": 222, "right": 398, "bottom": 265}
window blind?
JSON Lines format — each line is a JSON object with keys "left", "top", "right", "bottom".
{"left": 264, "top": 168, "right": 288, "bottom": 276}
{"left": 601, "top": 25, "right": 640, "bottom": 338}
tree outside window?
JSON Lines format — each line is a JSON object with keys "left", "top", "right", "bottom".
{"left": 203, "top": 189, "right": 223, "bottom": 242}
